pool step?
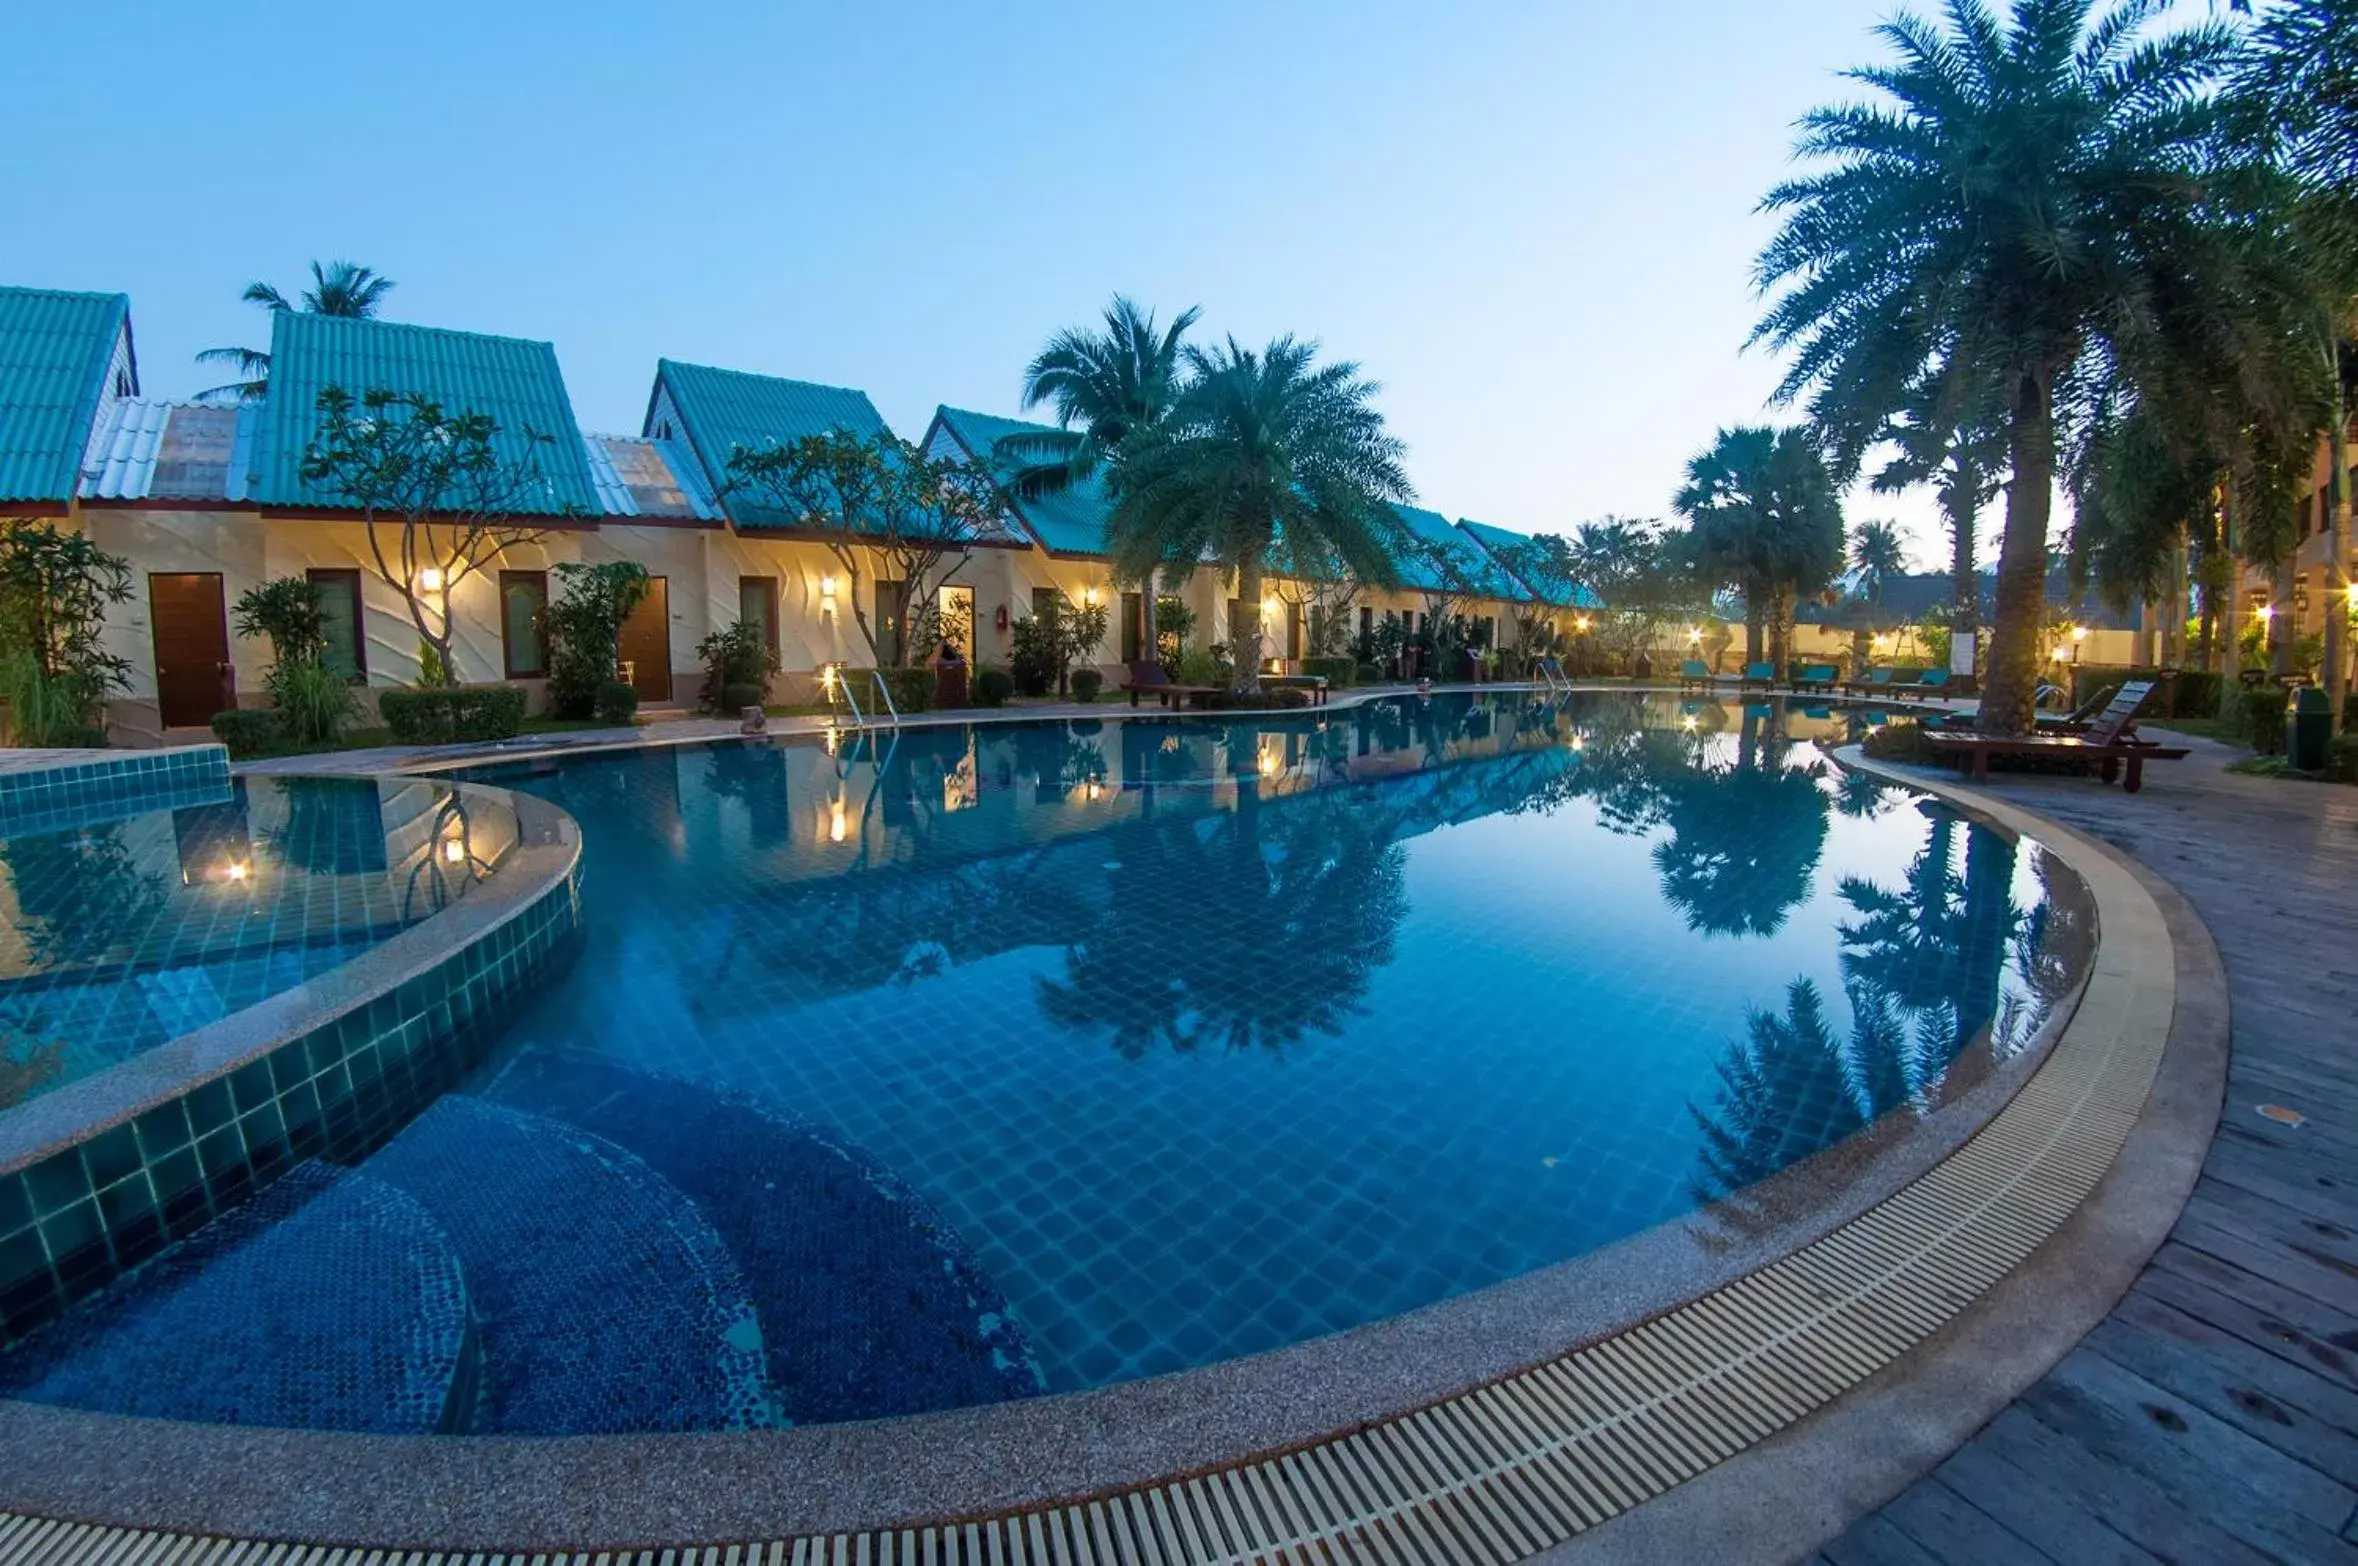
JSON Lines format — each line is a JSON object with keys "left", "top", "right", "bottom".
{"left": 358, "top": 1094, "right": 776, "bottom": 1434}
{"left": 0, "top": 1161, "right": 474, "bottom": 1434}
{"left": 488, "top": 1050, "right": 1043, "bottom": 1424}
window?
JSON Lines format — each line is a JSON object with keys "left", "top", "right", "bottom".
{"left": 500, "top": 571, "right": 548, "bottom": 678}
{"left": 1031, "top": 586, "right": 1059, "bottom": 618}
{"left": 307, "top": 569, "right": 366, "bottom": 682}
{"left": 1359, "top": 606, "right": 1374, "bottom": 641}
{"left": 738, "top": 576, "right": 779, "bottom": 658}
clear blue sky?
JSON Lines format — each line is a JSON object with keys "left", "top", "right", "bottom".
{"left": 8, "top": 1, "right": 1959, "bottom": 563}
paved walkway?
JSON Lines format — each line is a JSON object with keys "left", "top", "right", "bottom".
{"left": 1816, "top": 734, "right": 2358, "bottom": 1565}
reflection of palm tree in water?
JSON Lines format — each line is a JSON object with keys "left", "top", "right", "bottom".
{"left": 1836, "top": 811, "right": 2023, "bottom": 1079}
{"left": 1652, "top": 717, "right": 1831, "bottom": 938}
{"left": 1037, "top": 782, "right": 1409, "bottom": 1057}
{"left": 1, "top": 824, "right": 166, "bottom": 968}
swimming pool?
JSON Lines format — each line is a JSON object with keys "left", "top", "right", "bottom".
{"left": 0, "top": 691, "right": 2092, "bottom": 1439}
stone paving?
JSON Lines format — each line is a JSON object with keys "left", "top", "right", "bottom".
{"left": 1814, "top": 733, "right": 2358, "bottom": 1565}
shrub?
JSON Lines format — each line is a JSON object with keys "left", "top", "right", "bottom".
{"left": 545, "top": 562, "right": 650, "bottom": 719}
{"left": 0, "top": 523, "right": 134, "bottom": 744}
{"left": 379, "top": 685, "right": 528, "bottom": 745}
{"left": 270, "top": 658, "right": 355, "bottom": 746}
{"left": 1070, "top": 668, "right": 1104, "bottom": 703}
{"left": 2168, "top": 669, "right": 2221, "bottom": 717}
{"left": 1174, "top": 648, "right": 1227, "bottom": 689}
{"left": 232, "top": 577, "right": 330, "bottom": 666}
{"left": 696, "top": 618, "right": 777, "bottom": 714}
{"left": 209, "top": 708, "right": 285, "bottom": 759}
{"left": 1303, "top": 656, "right": 1357, "bottom": 690}
{"left": 2327, "top": 732, "right": 2358, "bottom": 784}
{"left": 2237, "top": 683, "right": 2289, "bottom": 755}
{"left": 843, "top": 666, "right": 931, "bottom": 715}
{"left": 1253, "top": 685, "right": 1312, "bottom": 710}
{"left": 1355, "top": 661, "right": 1383, "bottom": 686}
{"left": 1861, "top": 719, "right": 1943, "bottom": 765}
{"left": 594, "top": 680, "right": 639, "bottom": 726}
{"left": 1009, "top": 596, "right": 1110, "bottom": 695}
{"left": 973, "top": 666, "right": 1014, "bottom": 707}
{"left": 721, "top": 681, "right": 766, "bottom": 712}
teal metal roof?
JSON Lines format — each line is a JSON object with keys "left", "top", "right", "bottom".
{"left": 0, "top": 287, "right": 131, "bottom": 506}
{"left": 931, "top": 406, "right": 1113, "bottom": 557}
{"left": 653, "top": 359, "right": 888, "bottom": 528}
{"left": 1456, "top": 518, "right": 1601, "bottom": 608}
{"left": 252, "top": 313, "right": 597, "bottom": 515}
{"left": 1385, "top": 503, "right": 1521, "bottom": 598}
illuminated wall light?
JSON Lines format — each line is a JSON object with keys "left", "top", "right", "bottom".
{"left": 1687, "top": 626, "right": 1703, "bottom": 642}
{"left": 2072, "top": 624, "right": 2090, "bottom": 642}
{"left": 1081, "top": 586, "right": 1101, "bottom": 608}
{"left": 441, "top": 838, "right": 467, "bottom": 865}
{"left": 2252, "top": 604, "right": 2274, "bottom": 623}
{"left": 223, "top": 861, "right": 249, "bottom": 882}
{"left": 415, "top": 566, "right": 446, "bottom": 594}
{"left": 819, "top": 575, "right": 839, "bottom": 616}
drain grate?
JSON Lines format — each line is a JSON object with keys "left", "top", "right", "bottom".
{"left": 0, "top": 799, "right": 2174, "bottom": 1566}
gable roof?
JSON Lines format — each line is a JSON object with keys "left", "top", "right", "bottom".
{"left": 1382, "top": 503, "right": 1522, "bottom": 599}
{"left": 650, "top": 359, "right": 889, "bottom": 527}
{"left": 251, "top": 313, "right": 598, "bottom": 515}
{"left": 0, "top": 287, "right": 133, "bottom": 507}
{"left": 928, "top": 405, "right": 1113, "bottom": 557}
{"left": 1456, "top": 518, "right": 1601, "bottom": 609}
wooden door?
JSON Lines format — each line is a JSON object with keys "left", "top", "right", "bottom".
{"left": 150, "top": 573, "right": 233, "bottom": 728}
{"left": 618, "top": 576, "right": 671, "bottom": 703}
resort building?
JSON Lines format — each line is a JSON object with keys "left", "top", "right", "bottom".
{"left": 0, "top": 284, "right": 1581, "bottom": 741}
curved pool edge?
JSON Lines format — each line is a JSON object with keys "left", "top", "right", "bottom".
{"left": 0, "top": 735, "right": 2209, "bottom": 1561}
{"left": 0, "top": 776, "right": 586, "bottom": 1347}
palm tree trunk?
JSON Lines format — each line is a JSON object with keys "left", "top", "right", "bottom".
{"left": 1744, "top": 596, "right": 1763, "bottom": 666}
{"left": 2217, "top": 480, "right": 2242, "bottom": 720}
{"left": 2272, "top": 554, "right": 2296, "bottom": 679}
{"left": 2327, "top": 382, "right": 2351, "bottom": 735}
{"left": 1979, "top": 371, "right": 2057, "bottom": 736}
{"left": 1233, "top": 552, "right": 1264, "bottom": 693}
{"left": 2165, "top": 527, "right": 2189, "bottom": 670}
{"left": 1143, "top": 567, "right": 1158, "bottom": 662}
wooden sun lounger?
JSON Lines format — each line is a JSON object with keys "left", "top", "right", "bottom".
{"left": 1922, "top": 679, "right": 2187, "bottom": 793}
{"left": 1677, "top": 659, "right": 1712, "bottom": 694}
{"left": 1121, "top": 661, "right": 1222, "bottom": 709}
{"left": 1738, "top": 661, "right": 1778, "bottom": 692}
{"left": 1891, "top": 667, "right": 1952, "bottom": 698}
{"left": 1793, "top": 664, "right": 1840, "bottom": 693}
{"left": 1844, "top": 666, "right": 1896, "bottom": 695}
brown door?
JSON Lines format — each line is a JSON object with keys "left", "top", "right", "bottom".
{"left": 618, "top": 575, "right": 671, "bottom": 703}
{"left": 150, "top": 573, "right": 234, "bottom": 728}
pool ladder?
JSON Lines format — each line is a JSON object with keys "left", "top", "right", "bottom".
{"left": 826, "top": 666, "right": 903, "bottom": 730}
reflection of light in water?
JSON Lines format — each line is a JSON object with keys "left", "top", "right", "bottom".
{"left": 223, "top": 861, "right": 249, "bottom": 882}
{"left": 825, "top": 794, "right": 848, "bottom": 843}
{"left": 440, "top": 838, "right": 466, "bottom": 864}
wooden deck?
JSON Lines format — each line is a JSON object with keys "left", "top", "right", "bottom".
{"left": 1816, "top": 739, "right": 2358, "bottom": 1565}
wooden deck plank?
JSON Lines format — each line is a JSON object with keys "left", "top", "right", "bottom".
{"left": 1928, "top": 1441, "right": 2160, "bottom": 1566}
{"left": 1877, "top": 1478, "right": 2060, "bottom": 1565}
{"left": 2083, "top": 1311, "right": 2358, "bottom": 1485}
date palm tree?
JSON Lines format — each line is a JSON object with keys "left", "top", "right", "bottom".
{"left": 1106, "top": 337, "right": 1411, "bottom": 692}
{"left": 1871, "top": 367, "right": 2008, "bottom": 657}
{"left": 196, "top": 260, "right": 396, "bottom": 403}
{"left": 1673, "top": 426, "right": 1845, "bottom": 669}
{"left": 1754, "top": 0, "right": 2241, "bottom": 734}
{"left": 1012, "top": 296, "right": 1199, "bottom": 486}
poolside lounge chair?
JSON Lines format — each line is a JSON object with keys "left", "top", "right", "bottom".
{"left": 1893, "top": 667, "right": 1952, "bottom": 698}
{"left": 1121, "top": 660, "right": 1221, "bottom": 710}
{"left": 1793, "top": 663, "right": 1839, "bottom": 694}
{"left": 1738, "top": 661, "right": 1778, "bottom": 693}
{"left": 1845, "top": 666, "right": 1896, "bottom": 696}
{"left": 1922, "top": 679, "right": 2187, "bottom": 793}
{"left": 1677, "top": 659, "right": 1712, "bottom": 694}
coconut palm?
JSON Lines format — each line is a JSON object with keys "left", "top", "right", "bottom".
{"left": 1850, "top": 520, "right": 1908, "bottom": 606}
{"left": 1754, "top": 0, "right": 2242, "bottom": 734}
{"left": 1672, "top": 426, "right": 1845, "bottom": 668}
{"left": 1105, "top": 337, "right": 1411, "bottom": 692}
{"left": 1871, "top": 366, "right": 2008, "bottom": 654}
{"left": 196, "top": 260, "right": 396, "bottom": 403}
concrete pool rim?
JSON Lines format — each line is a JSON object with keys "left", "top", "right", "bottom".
{"left": 0, "top": 713, "right": 2218, "bottom": 1562}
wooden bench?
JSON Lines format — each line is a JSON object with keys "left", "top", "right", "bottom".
{"left": 1922, "top": 680, "right": 2188, "bottom": 793}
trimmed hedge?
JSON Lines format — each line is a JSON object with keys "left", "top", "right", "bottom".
{"left": 1354, "top": 661, "right": 1383, "bottom": 686}
{"left": 1070, "top": 669, "right": 1104, "bottom": 703}
{"left": 973, "top": 667, "right": 1014, "bottom": 707}
{"left": 2327, "top": 732, "right": 2358, "bottom": 784}
{"left": 720, "top": 681, "right": 765, "bottom": 713}
{"left": 1303, "top": 656, "right": 1357, "bottom": 690}
{"left": 210, "top": 708, "right": 285, "bottom": 759}
{"left": 594, "top": 681, "right": 639, "bottom": 725}
{"left": 839, "top": 666, "right": 932, "bottom": 715}
{"left": 378, "top": 685, "right": 528, "bottom": 745}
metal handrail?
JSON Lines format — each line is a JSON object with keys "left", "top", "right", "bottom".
{"left": 869, "top": 670, "right": 902, "bottom": 725}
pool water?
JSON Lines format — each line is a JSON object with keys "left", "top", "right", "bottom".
{"left": 0, "top": 775, "right": 519, "bottom": 1109}
{"left": 0, "top": 692, "right": 2092, "bottom": 1437}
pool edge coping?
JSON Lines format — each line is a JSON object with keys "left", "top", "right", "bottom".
{"left": 0, "top": 709, "right": 2195, "bottom": 1560}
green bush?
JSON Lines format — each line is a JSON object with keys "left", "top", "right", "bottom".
{"left": 973, "top": 666, "right": 1014, "bottom": 707}
{"left": 232, "top": 577, "right": 329, "bottom": 666}
{"left": 379, "top": 685, "right": 528, "bottom": 745}
{"left": 1070, "top": 668, "right": 1104, "bottom": 703}
{"left": 842, "top": 666, "right": 932, "bottom": 715}
{"left": 270, "top": 659, "right": 355, "bottom": 746}
{"left": 209, "top": 707, "right": 285, "bottom": 758}
{"left": 1861, "top": 719, "right": 1943, "bottom": 764}
{"left": 1174, "top": 648, "right": 1227, "bottom": 689}
{"left": 2327, "top": 732, "right": 2358, "bottom": 784}
{"left": 696, "top": 618, "right": 777, "bottom": 714}
{"left": 1355, "top": 661, "right": 1383, "bottom": 686}
{"left": 545, "top": 562, "right": 650, "bottom": 719}
{"left": 2169, "top": 669, "right": 2222, "bottom": 717}
{"left": 721, "top": 681, "right": 766, "bottom": 712}
{"left": 1303, "top": 656, "right": 1357, "bottom": 690}
{"left": 2237, "top": 684, "right": 2289, "bottom": 755}
{"left": 594, "top": 681, "right": 639, "bottom": 726}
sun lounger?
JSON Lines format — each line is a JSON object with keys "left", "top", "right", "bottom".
{"left": 1738, "top": 661, "right": 1778, "bottom": 692}
{"left": 1892, "top": 667, "right": 1952, "bottom": 698}
{"left": 1922, "top": 680, "right": 2186, "bottom": 792}
{"left": 1844, "top": 666, "right": 1896, "bottom": 695}
{"left": 1677, "top": 659, "right": 1712, "bottom": 694}
{"left": 1121, "top": 660, "right": 1222, "bottom": 710}
{"left": 1793, "top": 663, "right": 1839, "bottom": 693}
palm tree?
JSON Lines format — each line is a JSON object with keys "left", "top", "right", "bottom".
{"left": 1850, "top": 520, "right": 1907, "bottom": 607}
{"left": 1871, "top": 366, "right": 2008, "bottom": 659}
{"left": 1105, "top": 337, "right": 1412, "bottom": 692}
{"left": 1754, "top": 0, "right": 2241, "bottom": 734}
{"left": 196, "top": 260, "right": 396, "bottom": 402}
{"left": 1672, "top": 426, "right": 1845, "bottom": 668}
